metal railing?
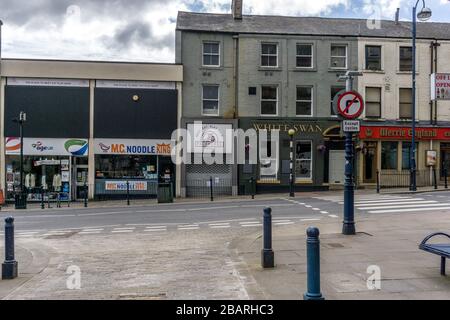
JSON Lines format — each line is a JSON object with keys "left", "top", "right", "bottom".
{"left": 186, "top": 177, "right": 233, "bottom": 200}
{"left": 377, "top": 168, "right": 449, "bottom": 191}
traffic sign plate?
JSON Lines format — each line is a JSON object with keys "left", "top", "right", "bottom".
{"left": 342, "top": 120, "right": 360, "bottom": 133}
{"left": 337, "top": 91, "right": 364, "bottom": 119}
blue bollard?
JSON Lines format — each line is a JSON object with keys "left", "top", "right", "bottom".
{"left": 2, "top": 217, "right": 18, "bottom": 280}
{"left": 304, "top": 227, "right": 324, "bottom": 300}
{"left": 261, "top": 207, "right": 274, "bottom": 268}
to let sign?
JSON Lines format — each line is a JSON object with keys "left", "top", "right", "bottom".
{"left": 342, "top": 120, "right": 360, "bottom": 133}
{"left": 431, "top": 73, "right": 450, "bottom": 100}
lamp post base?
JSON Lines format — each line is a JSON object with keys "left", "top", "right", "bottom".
{"left": 2, "top": 261, "right": 18, "bottom": 280}
{"left": 342, "top": 222, "right": 356, "bottom": 236}
{"left": 261, "top": 249, "right": 275, "bottom": 269}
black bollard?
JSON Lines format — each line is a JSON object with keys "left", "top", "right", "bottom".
{"left": 84, "top": 182, "right": 88, "bottom": 208}
{"left": 445, "top": 168, "right": 448, "bottom": 189}
{"left": 2, "top": 217, "right": 18, "bottom": 280}
{"left": 250, "top": 177, "right": 255, "bottom": 200}
{"left": 210, "top": 176, "right": 214, "bottom": 202}
{"left": 433, "top": 167, "right": 438, "bottom": 190}
{"left": 376, "top": 170, "right": 380, "bottom": 194}
{"left": 126, "top": 181, "right": 130, "bottom": 206}
{"left": 41, "top": 188, "right": 45, "bottom": 210}
{"left": 303, "top": 227, "right": 324, "bottom": 300}
{"left": 261, "top": 207, "right": 274, "bottom": 268}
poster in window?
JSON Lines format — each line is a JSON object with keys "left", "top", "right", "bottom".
{"left": 61, "top": 171, "right": 70, "bottom": 182}
{"left": 426, "top": 150, "right": 437, "bottom": 167}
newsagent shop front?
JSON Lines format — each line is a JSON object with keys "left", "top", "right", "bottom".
{"left": 5, "top": 137, "right": 89, "bottom": 201}
{"left": 358, "top": 125, "right": 450, "bottom": 186}
{"left": 93, "top": 139, "right": 174, "bottom": 199}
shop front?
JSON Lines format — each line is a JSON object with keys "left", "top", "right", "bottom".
{"left": 5, "top": 137, "right": 89, "bottom": 201}
{"left": 238, "top": 119, "right": 343, "bottom": 193}
{"left": 358, "top": 125, "right": 450, "bottom": 186}
{"left": 93, "top": 139, "right": 174, "bottom": 199}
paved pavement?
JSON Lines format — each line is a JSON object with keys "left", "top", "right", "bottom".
{"left": 1, "top": 190, "right": 450, "bottom": 299}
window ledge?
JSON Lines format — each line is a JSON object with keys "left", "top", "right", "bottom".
{"left": 328, "top": 68, "right": 348, "bottom": 72}
{"left": 259, "top": 67, "right": 282, "bottom": 72}
{"left": 363, "top": 69, "right": 385, "bottom": 74}
{"left": 396, "top": 71, "right": 419, "bottom": 75}
{"left": 363, "top": 118, "right": 386, "bottom": 122}
{"left": 291, "top": 68, "right": 317, "bottom": 72}
{"left": 257, "top": 180, "right": 281, "bottom": 184}
{"left": 200, "top": 66, "right": 224, "bottom": 71}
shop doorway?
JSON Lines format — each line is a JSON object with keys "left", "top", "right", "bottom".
{"left": 441, "top": 143, "right": 450, "bottom": 178}
{"left": 72, "top": 157, "right": 88, "bottom": 200}
{"left": 363, "top": 142, "right": 378, "bottom": 183}
{"left": 329, "top": 150, "right": 345, "bottom": 184}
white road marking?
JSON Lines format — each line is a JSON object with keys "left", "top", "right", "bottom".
{"left": 359, "top": 203, "right": 450, "bottom": 210}
{"left": 144, "top": 228, "right": 167, "bottom": 232}
{"left": 111, "top": 230, "right": 134, "bottom": 233}
{"left": 81, "top": 228, "right": 104, "bottom": 232}
{"left": 178, "top": 224, "right": 199, "bottom": 228}
{"left": 274, "top": 222, "right": 295, "bottom": 226}
{"left": 300, "top": 218, "right": 321, "bottom": 222}
{"left": 329, "top": 215, "right": 339, "bottom": 218}
{"left": 241, "top": 224, "right": 262, "bottom": 228}
{"left": 272, "top": 220, "right": 292, "bottom": 223}
{"left": 113, "top": 227, "right": 136, "bottom": 231}
{"left": 79, "top": 231, "right": 101, "bottom": 235}
{"left": 145, "top": 226, "right": 168, "bottom": 229}
{"left": 355, "top": 200, "right": 434, "bottom": 207}
{"left": 320, "top": 211, "right": 329, "bottom": 214}
{"left": 17, "top": 231, "right": 39, "bottom": 235}
{"left": 305, "top": 205, "right": 312, "bottom": 208}
{"left": 312, "top": 208, "right": 321, "bottom": 211}
{"left": 210, "top": 225, "right": 231, "bottom": 229}
{"left": 178, "top": 227, "right": 200, "bottom": 231}
{"left": 351, "top": 198, "right": 425, "bottom": 205}
{"left": 208, "top": 223, "right": 231, "bottom": 226}
{"left": 188, "top": 206, "right": 240, "bottom": 211}
{"left": 369, "top": 207, "right": 450, "bottom": 214}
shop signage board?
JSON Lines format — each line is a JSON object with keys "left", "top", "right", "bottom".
{"left": 7, "top": 78, "right": 89, "bottom": 87}
{"left": 342, "top": 120, "right": 360, "bottom": 133}
{"left": 360, "top": 126, "right": 450, "bottom": 141}
{"left": 431, "top": 73, "right": 450, "bottom": 100}
{"left": 96, "top": 80, "right": 176, "bottom": 90}
{"left": 336, "top": 91, "right": 365, "bottom": 119}
{"left": 5, "top": 138, "right": 89, "bottom": 156}
{"left": 94, "top": 139, "right": 173, "bottom": 156}
{"left": 105, "top": 181, "right": 148, "bottom": 191}
{"left": 187, "top": 123, "right": 233, "bottom": 154}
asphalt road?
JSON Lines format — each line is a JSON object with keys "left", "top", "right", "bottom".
{"left": 2, "top": 191, "right": 450, "bottom": 234}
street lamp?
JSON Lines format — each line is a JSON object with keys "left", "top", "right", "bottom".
{"left": 410, "top": 0, "right": 432, "bottom": 191}
{"left": 12, "top": 112, "right": 27, "bottom": 209}
{"left": 288, "top": 129, "right": 296, "bottom": 197}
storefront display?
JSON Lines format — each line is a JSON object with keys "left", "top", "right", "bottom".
{"left": 5, "top": 137, "right": 88, "bottom": 201}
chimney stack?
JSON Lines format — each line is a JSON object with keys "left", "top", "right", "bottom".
{"left": 395, "top": 8, "right": 400, "bottom": 25}
{"left": 232, "top": 0, "right": 243, "bottom": 20}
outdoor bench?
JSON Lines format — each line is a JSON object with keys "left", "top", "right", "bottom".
{"left": 419, "top": 233, "right": 450, "bottom": 276}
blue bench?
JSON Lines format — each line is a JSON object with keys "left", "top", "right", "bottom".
{"left": 419, "top": 233, "right": 450, "bottom": 276}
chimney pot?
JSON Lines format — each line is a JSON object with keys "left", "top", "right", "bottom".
{"left": 232, "top": 0, "right": 243, "bottom": 20}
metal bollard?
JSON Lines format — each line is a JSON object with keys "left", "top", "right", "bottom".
{"left": 303, "top": 227, "right": 324, "bottom": 300}
{"left": 41, "top": 188, "right": 45, "bottom": 210}
{"left": 126, "top": 181, "right": 130, "bottom": 206}
{"left": 84, "top": 182, "right": 88, "bottom": 208}
{"left": 250, "top": 177, "right": 255, "bottom": 200}
{"left": 261, "top": 207, "right": 274, "bottom": 268}
{"left": 2, "top": 217, "right": 18, "bottom": 280}
{"left": 210, "top": 176, "right": 214, "bottom": 202}
{"left": 433, "top": 167, "right": 438, "bottom": 190}
{"left": 445, "top": 169, "right": 448, "bottom": 189}
{"left": 376, "top": 170, "right": 380, "bottom": 194}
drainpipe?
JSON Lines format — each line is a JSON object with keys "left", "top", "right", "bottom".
{"left": 233, "top": 34, "right": 239, "bottom": 119}
{"left": 433, "top": 40, "right": 440, "bottom": 125}
{"left": 430, "top": 41, "right": 434, "bottom": 125}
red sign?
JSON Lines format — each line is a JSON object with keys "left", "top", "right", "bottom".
{"left": 337, "top": 91, "right": 365, "bottom": 119}
{"left": 360, "top": 126, "right": 450, "bottom": 141}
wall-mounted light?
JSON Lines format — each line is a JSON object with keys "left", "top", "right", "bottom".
{"left": 132, "top": 95, "right": 140, "bottom": 102}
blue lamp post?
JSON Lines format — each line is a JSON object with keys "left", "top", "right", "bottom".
{"left": 410, "top": 0, "right": 432, "bottom": 191}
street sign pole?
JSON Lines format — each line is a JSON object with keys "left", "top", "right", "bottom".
{"left": 343, "top": 77, "right": 356, "bottom": 235}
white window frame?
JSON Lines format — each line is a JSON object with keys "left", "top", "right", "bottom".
{"left": 201, "top": 84, "right": 220, "bottom": 116}
{"left": 330, "top": 44, "right": 348, "bottom": 70}
{"left": 296, "top": 43, "right": 314, "bottom": 69}
{"left": 399, "top": 87, "right": 413, "bottom": 120}
{"left": 295, "top": 140, "right": 313, "bottom": 181}
{"left": 261, "top": 43, "right": 279, "bottom": 68}
{"left": 365, "top": 86, "right": 382, "bottom": 118}
{"left": 260, "top": 85, "right": 278, "bottom": 116}
{"left": 296, "top": 86, "right": 314, "bottom": 117}
{"left": 365, "top": 45, "right": 383, "bottom": 71}
{"left": 399, "top": 46, "right": 413, "bottom": 72}
{"left": 330, "top": 86, "right": 345, "bottom": 118}
{"left": 202, "top": 42, "right": 220, "bottom": 67}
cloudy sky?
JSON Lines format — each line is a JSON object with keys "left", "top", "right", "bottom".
{"left": 1, "top": 0, "right": 449, "bottom": 63}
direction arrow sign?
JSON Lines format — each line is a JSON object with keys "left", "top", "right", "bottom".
{"left": 337, "top": 91, "right": 364, "bottom": 119}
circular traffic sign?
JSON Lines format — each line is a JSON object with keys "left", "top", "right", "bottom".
{"left": 336, "top": 91, "right": 364, "bottom": 119}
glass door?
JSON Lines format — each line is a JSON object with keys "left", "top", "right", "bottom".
{"left": 363, "top": 142, "right": 378, "bottom": 183}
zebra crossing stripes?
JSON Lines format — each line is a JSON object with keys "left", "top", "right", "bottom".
{"left": 315, "top": 194, "right": 450, "bottom": 214}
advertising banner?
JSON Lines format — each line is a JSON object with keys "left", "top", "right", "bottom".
{"left": 360, "top": 126, "right": 450, "bottom": 141}
{"left": 5, "top": 138, "right": 89, "bottom": 156}
{"left": 431, "top": 73, "right": 450, "bottom": 100}
{"left": 7, "top": 77, "right": 89, "bottom": 87}
{"left": 187, "top": 123, "right": 233, "bottom": 154}
{"left": 94, "top": 139, "right": 173, "bottom": 156}
{"left": 104, "top": 181, "right": 148, "bottom": 191}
